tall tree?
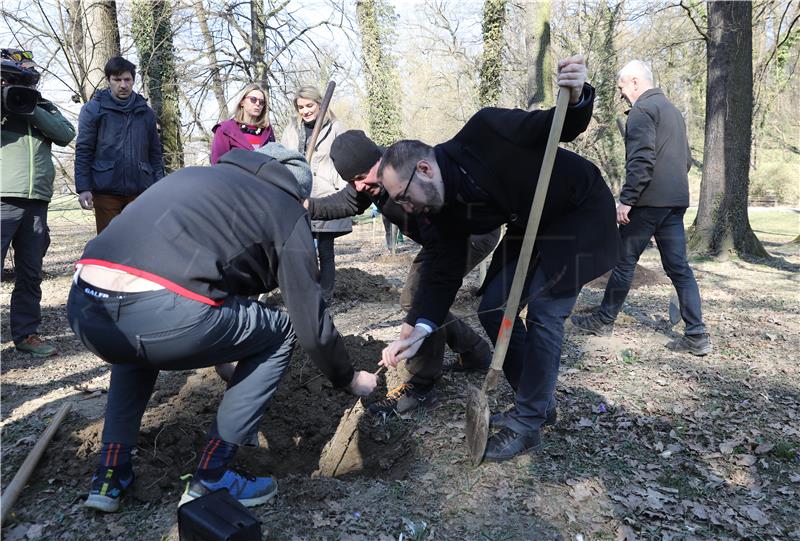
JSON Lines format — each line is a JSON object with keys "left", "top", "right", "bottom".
{"left": 71, "top": 0, "right": 121, "bottom": 101}
{"left": 479, "top": 0, "right": 507, "bottom": 107}
{"left": 688, "top": 1, "right": 767, "bottom": 258}
{"left": 523, "top": 0, "right": 552, "bottom": 109}
{"left": 355, "top": 0, "right": 403, "bottom": 147}
{"left": 250, "top": 0, "right": 268, "bottom": 88}
{"left": 192, "top": 0, "right": 228, "bottom": 121}
{"left": 132, "top": 0, "right": 184, "bottom": 172}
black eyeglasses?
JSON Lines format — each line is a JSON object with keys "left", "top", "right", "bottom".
{"left": 246, "top": 95, "right": 265, "bottom": 106}
{"left": 393, "top": 166, "right": 416, "bottom": 205}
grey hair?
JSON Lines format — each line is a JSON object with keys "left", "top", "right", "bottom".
{"left": 378, "top": 139, "right": 435, "bottom": 179}
{"left": 617, "top": 60, "right": 654, "bottom": 85}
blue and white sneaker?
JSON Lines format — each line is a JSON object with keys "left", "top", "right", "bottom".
{"left": 178, "top": 467, "right": 277, "bottom": 508}
{"left": 85, "top": 465, "right": 134, "bottom": 512}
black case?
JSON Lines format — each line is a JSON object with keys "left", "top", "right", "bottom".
{"left": 178, "top": 489, "right": 262, "bottom": 541}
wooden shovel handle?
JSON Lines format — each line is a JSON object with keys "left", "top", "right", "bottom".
{"left": 483, "top": 88, "right": 572, "bottom": 389}
{"left": 305, "top": 81, "right": 336, "bottom": 163}
{"left": 1, "top": 402, "right": 72, "bottom": 525}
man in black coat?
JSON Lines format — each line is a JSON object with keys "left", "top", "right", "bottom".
{"left": 307, "top": 132, "right": 499, "bottom": 416}
{"left": 571, "top": 60, "right": 711, "bottom": 356}
{"left": 377, "top": 55, "right": 620, "bottom": 462}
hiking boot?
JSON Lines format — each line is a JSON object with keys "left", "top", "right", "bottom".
{"left": 484, "top": 427, "right": 542, "bottom": 462}
{"left": 490, "top": 407, "right": 557, "bottom": 429}
{"left": 367, "top": 383, "right": 438, "bottom": 417}
{"left": 15, "top": 334, "right": 58, "bottom": 357}
{"left": 570, "top": 313, "right": 614, "bottom": 336}
{"left": 84, "top": 465, "right": 134, "bottom": 513}
{"left": 179, "top": 467, "right": 277, "bottom": 508}
{"left": 666, "top": 333, "right": 712, "bottom": 356}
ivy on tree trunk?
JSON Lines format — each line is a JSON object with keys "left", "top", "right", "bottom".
{"left": 131, "top": 0, "right": 184, "bottom": 172}
{"left": 479, "top": 0, "right": 507, "bottom": 107}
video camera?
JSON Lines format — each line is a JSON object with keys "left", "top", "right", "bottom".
{"left": 1, "top": 49, "right": 41, "bottom": 116}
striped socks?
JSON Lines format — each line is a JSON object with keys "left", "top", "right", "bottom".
{"left": 100, "top": 442, "right": 132, "bottom": 468}
{"left": 196, "top": 438, "right": 238, "bottom": 480}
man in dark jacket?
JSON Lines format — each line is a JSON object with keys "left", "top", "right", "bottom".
{"left": 377, "top": 56, "right": 620, "bottom": 462}
{"left": 75, "top": 56, "right": 164, "bottom": 233}
{"left": 1, "top": 48, "right": 75, "bottom": 356}
{"left": 307, "top": 130, "right": 499, "bottom": 416}
{"left": 571, "top": 60, "right": 711, "bottom": 356}
{"left": 68, "top": 149, "right": 378, "bottom": 513}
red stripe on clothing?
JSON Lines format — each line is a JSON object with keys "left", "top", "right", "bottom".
{"left": 77, "top": 259, "right": 224, "bottom": 307}
{"left": 201, "top": 439, "right": 221, "bottom": 469}
{"left": 112, "top": 443, "right": 119, "bottom": 466}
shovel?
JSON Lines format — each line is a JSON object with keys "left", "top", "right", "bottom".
{"left": 465, "top": 87, "right": 572, "bottom": 466}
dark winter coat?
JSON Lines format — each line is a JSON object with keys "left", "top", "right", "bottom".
{"left": 78, "top": 149, "right": 355, "bottom": 388}
{"left": 210, "top": 119, "right": 276, "bottom": 164}
{"left": 619, "top": 88, "right": 692, "bottom": 208}
{"left": 408, "top": 85, "right": 622, "bottom": 327}
{"left": 74, "top": 89, "right": 164, "bottom": 196}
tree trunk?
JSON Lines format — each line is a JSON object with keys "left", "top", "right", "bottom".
{"left": 251, "top": 0, "right": 268, "bottom": 89}
{"left": 688, "top": 1, "right": 768, "bottom": 259}
{"left": 355, "top": 0, "right": 403, "bottom": 147}
{"left": 479, "top": 0, "right": 507, "bottom": 107}
{"left": 132, "top": 0, "right": 184, "bottom": 172}
{"left": 192, "top": 0, "right": 228, "bottom": 121}
{"left": 523, "top": 0, "right": 552, "bottom": 109}
{"left": 593, "top": 2, "right": 625, "bottom": 192}
{"left": 75, "top": 0, "right": 120, "bottom": 101}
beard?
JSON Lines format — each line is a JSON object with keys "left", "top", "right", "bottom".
{"left": 419, "top": 179, "right": 444, "bottom": 213}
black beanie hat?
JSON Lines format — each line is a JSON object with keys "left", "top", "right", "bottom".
{"left": 330, "top": 130, "right": 383, "bottom": 181}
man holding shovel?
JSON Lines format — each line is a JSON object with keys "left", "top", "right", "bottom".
{"left": 68, "top": 148, "right": 378, "bottom": 512}
{"left": 306, "top": 131, "right": 500, "bottom": 417}
{"left": 378, "top": 56, "right": 620, "bottom": 462}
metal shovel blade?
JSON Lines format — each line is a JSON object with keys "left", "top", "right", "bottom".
{"left": 668, "top": 292, "right": 681, "bottom": 326}
{"left": 465, "top": 384, "right": 490, "bottom": 466}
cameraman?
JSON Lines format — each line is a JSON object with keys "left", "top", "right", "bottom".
{"left": 1, "top": 49, "right": 75, "bottom": 356}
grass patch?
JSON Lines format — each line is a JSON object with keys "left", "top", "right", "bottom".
{"left": 684, "top": 207, "right": 799, "bottom": 242}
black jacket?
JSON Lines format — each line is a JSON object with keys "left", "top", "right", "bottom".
{"left": 409, "top": 85, "right": 621, "bottom": 327}
{"left": 306, "top": 184, "right": 425, "bottom": 243}
{"left": 79, "top": 149, "right": 354, "bottom": 388}
{"left": 619, "top": 88, "right": 691, "bottom": 207}
{"left": 75, "top": 89, "right": 165, "bottom": 196}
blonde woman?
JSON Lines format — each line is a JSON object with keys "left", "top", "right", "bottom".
{"left": 281, "top": 85, "right": 350, "bottom": 303}
{"left": 211, "top": 84, "right": 275, "bottom": 164}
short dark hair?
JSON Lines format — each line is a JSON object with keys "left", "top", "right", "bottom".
{"left": 378, "top": 139, "right": 435, "bottom": 179}
{"left": 104, "top": 57, "right": 136, "bottom": 80}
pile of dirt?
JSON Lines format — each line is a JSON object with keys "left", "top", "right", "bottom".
{"left": 39, "top": 334, "right": 414, "bottom": 509}
{"left": 333, "top": 268, "right": 399, "bottom": 303}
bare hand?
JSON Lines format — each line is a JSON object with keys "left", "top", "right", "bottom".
{"left": 556, "top": 55, "right": 588, "bottom": 104}
{"left": 616, "top": 203, "right": 632, "bottom": 225}
{"left": 348, "top": 370, "right": 378, "bottom": 396}
{"left": 302, "top": 199, "right": 309, "bottom": 209}
{"left": 380, "top": 324, "right": 429, "bottom": 368}
{"left": 79, "top": 191, "right": 94, "bottom": 210}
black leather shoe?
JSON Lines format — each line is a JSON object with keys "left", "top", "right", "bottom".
{"left": 489, "top": 407, "right": 557, "bottom": 429}
{"left": 484, "top": 427, "right": 542, "bottom": 462}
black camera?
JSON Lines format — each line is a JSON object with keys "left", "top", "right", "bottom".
{"left": 1, "top": 49, "right": 41, "bottom": 116}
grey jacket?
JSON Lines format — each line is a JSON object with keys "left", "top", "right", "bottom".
{"left": 619, "top": 88, "right": 691, "bottom": 208}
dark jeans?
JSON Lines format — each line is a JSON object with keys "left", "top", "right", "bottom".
{"left": 67, "top": 280, "right": 296, "bottom": 446}
{"left": 382, "top": 215, "right": 402, "bottom": 252}
{"left": 1, "top": 198, "right": 50, "bottom": 343}
{"left": 598, "top": 207, "right": 706, "bottom": 335}
{"left": 92, "top": 193, "right": 138, "bottom": 233}
{"left": 402, "top": 229, "right": 501, "bottom": 387}
{"left": 314, "top": 232, "right": 336, "bottom": 302}
{"left": 478, "top": 263, "right": 578, "bottom": 433}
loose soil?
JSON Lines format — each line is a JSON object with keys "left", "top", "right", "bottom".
{"left": 2, "top": 212, "right": 799, "bottom": 541}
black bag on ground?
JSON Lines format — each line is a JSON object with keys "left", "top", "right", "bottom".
{"left": 178, "top": 489, "right": 262, "bottom": 541}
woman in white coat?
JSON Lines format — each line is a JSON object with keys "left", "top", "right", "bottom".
{"left": 281, "top": 85, "right": 351, "bottom": 304}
